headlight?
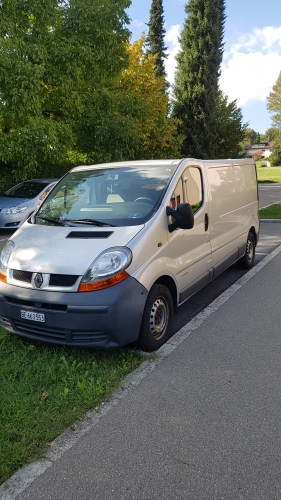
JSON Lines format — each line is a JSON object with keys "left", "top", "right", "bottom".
{"left": 6, "top": 206, "right": 28, "bottom": 214}
{"left": 78, "top": 247, "right": 132, "bottom": 292}
{"left": 0, "top": 240, "right": 14, "bottom": 281}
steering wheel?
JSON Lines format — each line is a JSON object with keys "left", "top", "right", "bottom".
{"left": 134, "top": 197, "right": 154, "bottom": 204}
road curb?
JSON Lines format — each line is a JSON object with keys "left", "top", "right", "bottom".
{"left": 260, "top": 219, "right": 281, "bottom": 223}
{"left": 2, "top": 243, "right": 281, "bottom": 499}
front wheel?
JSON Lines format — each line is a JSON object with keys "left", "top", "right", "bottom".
{"left": 137, "top": 284, "right": 174, "bottom": 352}
{"left": 237, "top": 231, "right": 255, "bottom": 269}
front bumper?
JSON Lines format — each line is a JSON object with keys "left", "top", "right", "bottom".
{"left": 0, "top": 211, "right": 24, "bottom": 229}
{"left": 0, "top": 277, "right": 148, "bottom": 348}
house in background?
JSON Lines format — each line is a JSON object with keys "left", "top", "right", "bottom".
{"left": 245, "top": 141, "right": 274, "bottom": 160}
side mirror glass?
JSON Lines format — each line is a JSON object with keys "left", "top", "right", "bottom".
{"left": 166, "top": 203, "right": 194, "bottom": 232}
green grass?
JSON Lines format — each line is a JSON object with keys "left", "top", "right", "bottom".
{"left": 259, "top": 204, "right": 281, "bottom": 219}
{"left": 0, "top": 329, "right": 144, "bottom": 484}
{"left": 256, "top": 166, "right": 281, "bottom": 183}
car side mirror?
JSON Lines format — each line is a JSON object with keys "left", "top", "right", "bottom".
{"left": 166, "top": 203, "right": 194, "bottom": 233}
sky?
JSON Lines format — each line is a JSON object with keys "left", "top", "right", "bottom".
{"left": 127, "top": 0, "right": 281, "bottom": 135}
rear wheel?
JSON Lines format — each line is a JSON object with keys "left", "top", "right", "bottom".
{"left": 137, "top": 284, "right": 174, "bottom": 352}
{"left": 237, "top": 231, "right": 255, "bottom": 269}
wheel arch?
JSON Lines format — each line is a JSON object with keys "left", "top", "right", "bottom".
{"left": 249, "top": 226, "right": 257, "bottom": 246}
{"left": 154, "top": 275, "right": 178, "bottom": 309}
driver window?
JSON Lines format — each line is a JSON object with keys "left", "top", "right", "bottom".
{"left": 170, "top": 179, "right": 183, "bottom": 208}
{"left": 182, "top": 167, "right": 203, "bottom": 213}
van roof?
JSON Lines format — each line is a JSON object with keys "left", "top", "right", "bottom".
{"left": 71, "top": 159, "right": 182, "bottom": 172}
{"left": 71, "top": 158, "right": 254, "bottom": 173}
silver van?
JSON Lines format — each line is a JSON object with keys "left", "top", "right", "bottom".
{"left": 0, "top": 159, "right": 259, "bottom": 351}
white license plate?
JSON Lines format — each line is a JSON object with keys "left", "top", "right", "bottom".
{"left": 21, "top": 310, "right": 45, "bottom": 323}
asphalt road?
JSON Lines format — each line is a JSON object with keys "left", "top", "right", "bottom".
{"left": 258, "top": 182, "right": 281, "bottom": 208}
{"left": 0, "top": 184, "right": 281, "bottom": 338}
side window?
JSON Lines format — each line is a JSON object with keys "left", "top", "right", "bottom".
{"left": 183, "top": 167, "right": 203, "bottom": 213}
{"left": 170, "top": 178, "right": 183, "bottom": 208}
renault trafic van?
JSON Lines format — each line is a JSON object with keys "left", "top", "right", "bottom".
{"left": 0, "top": 159, "right": 259, "bottom": 351}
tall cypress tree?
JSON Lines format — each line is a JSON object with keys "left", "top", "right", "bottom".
{"left": 173, "top": 0, "right": 226, "bottom": 159}
{"left": 146, "top": 0, "right": 168, "bottom": 79}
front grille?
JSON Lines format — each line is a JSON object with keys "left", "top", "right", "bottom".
{"left": 12, "top": 270, "right": 79, "bottom": 287}
{"left": 14, "top": 320, "right": 66, "bottom": 342}
{"left": 72, "top": 331, "right": 108, "bottom": 344}
{"left": 0, "top": 313, "right": 109, "bottom": 346}
{"left": 5, "top": 296, "right": 67, "bottom": 311}
{"left": 0, "top": 314, "right": 13, "bottom": 330}
{"left": 13, "top": 270, "right": 33, "bottom": 283}
{"left": 49, "top": 274, "right": 79, "bottom": 287}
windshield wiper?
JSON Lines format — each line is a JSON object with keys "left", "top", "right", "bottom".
{"left": 66, "top": 218, "right": 116, "bottom": 227}
{"left": 37, "top": 216, "right": 71, "bottom": 226}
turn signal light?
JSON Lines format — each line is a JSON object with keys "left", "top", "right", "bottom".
{"left": 78, "top": 270, "right": 129, "bottom": 292}
{"left": 0, "top": 272, "right": 7, "bottom": 283}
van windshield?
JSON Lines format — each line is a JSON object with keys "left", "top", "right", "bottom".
{"left": 36, "top": 165, "right": 176, "bottom": 227}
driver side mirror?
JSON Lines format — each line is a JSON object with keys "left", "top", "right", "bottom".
{"left": 166, "top": 203, "right": 194, "bottom": 233}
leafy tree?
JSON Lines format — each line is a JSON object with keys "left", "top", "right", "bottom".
{"left": 265, "top": 127, "right": 280, "bottom": 142}
{"left": 252, "top": 150, "right": 263, "bottom": 161}
{"left": 212, "top": 93, "right": 248, "bottom": 159}
{"left": 267, "top": 70, "right": 281, "bottom": 129}
{"left": 172, "top": 0, "right": 226, "bottom": 158}
{"left": 119, "top": 38, "right": 183, "bottom": 159}
{"left": 243, "top": 128, "right": 260, "bottom": 145}
{"left": 269, "top": 130, "right": 281, "bottom": 166}
{"left": 146, "top": 0, "right": 168, "bottom": 80}
{"left": 0, "top": 0, "right": 131, "bottom": 180}
{"left": 77, "top": 38, "right": 183, "bottom": 162}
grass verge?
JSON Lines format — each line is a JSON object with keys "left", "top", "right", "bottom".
{"left": 0, "top": 329, "right": 144, "bottom": 484}
{"left": 259, "top": 204, "right": 281, "bottom": 219}
{"left": 256, "top": 166, "right": 281, "bottom": 183}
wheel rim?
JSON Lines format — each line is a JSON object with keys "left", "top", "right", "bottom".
{"left": 246, "top": 237, "right": 254, "bottom": 263}
{"left": 149, "top": 297, "right": 168, "bottom": 341}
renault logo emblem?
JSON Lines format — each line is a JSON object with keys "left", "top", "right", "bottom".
{"left": 34, "top": 273, "right": 44, "bottom": 289}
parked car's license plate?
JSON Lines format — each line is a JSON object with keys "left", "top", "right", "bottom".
{"left": 21, "top": 310, "right": 45, "bottom": 323}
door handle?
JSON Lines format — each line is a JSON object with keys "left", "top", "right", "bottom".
{"left": 205, "top": 213, "right": 209, "bottom": 231}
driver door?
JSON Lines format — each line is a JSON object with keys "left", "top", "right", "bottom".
{"left": 168, "top": 164, "right": 212, "bottom": 304}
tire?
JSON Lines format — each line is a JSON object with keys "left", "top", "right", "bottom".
{"left": 237, "top": 231, "right": 255, "bottom": 269}
{"left": 137, "top": 284, "right": 174, "bottom": 352}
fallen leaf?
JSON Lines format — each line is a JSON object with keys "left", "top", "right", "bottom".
{"left": 41, "top": 392, "right": 48, "bottom": 401}
{"left": 77, "top": 416, "right": 83, "bottom": 421}
{"left": 46, "top": 443, "right": 51, "bottom": 447}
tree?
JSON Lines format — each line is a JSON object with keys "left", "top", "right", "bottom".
{"left": 119, "top": 38, "right": 183, "bottom": 159}
{"left": 267, "top": 70, "right": 281, "bottom": 129}
{"left": 243, "top": 128, "right": 260, "bottom": 145}
{"left": 212, "top": 92, "right": 248, "bottom": 159}
{"left": 252, "top": 150, "right": 263, "bottom": 162}
{"left": 265, "top": 127, "right": 280, "bottom": 142}
{"left": 0, "top": 0, "right": 131, "bottom": 180}
{"left": 146, "top": 0, "right": 168, "bottom": 80}
{"left": 269, "top": 130, "right": 281, "bottom": 166}
{"left": 172, "top": 0, "right": 226, "bottom": 159}
{"left": 77, "top": 38, "right": 183, "bottom": 162}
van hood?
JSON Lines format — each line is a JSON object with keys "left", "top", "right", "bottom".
{"left": 8, "top": 223, "right": 144, "bottom": 275}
